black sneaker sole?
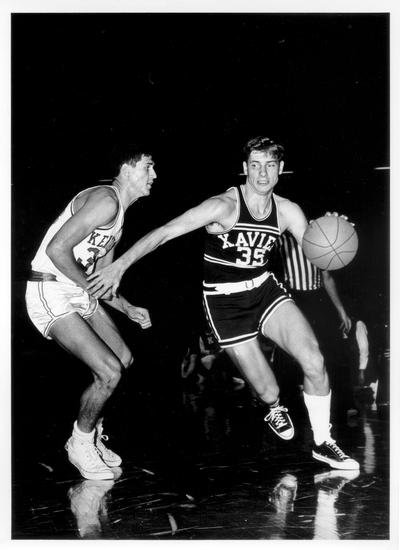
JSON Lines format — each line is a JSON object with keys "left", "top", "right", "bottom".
{"left": 312, "top": 450, "right": 360, "bottom": 470}
{"left": 267, "top": 424, "right": 295, "bottom": 440}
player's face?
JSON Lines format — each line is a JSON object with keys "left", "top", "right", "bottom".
{"left": 127, "top": 155, "right": 157, "bottom": 196}
{"left": 243, "top": 150, "right": 284, "bottom": 196}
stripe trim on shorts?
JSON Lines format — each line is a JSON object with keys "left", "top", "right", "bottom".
{"left": 203, "top": 292, "right": 259, "bottom": 349}
{"left": 219, "top": 333, "right": 259, "bottom": 348}
{"left": 260, "top": 295, "right": 294, "bottom": 334}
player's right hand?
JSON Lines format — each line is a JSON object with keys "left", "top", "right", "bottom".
{"left": 87, "top": 260, "right": 124, "bottom": 298}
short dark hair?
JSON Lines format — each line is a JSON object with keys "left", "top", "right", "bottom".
{"left": 243, "top": 136, "right": 284, "bottom": 162}
{"left": 110, "top": 142, "right": 153, "bottom": 174}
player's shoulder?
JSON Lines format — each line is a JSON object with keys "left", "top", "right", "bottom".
{"left": 73, "top": 185, "right": 120, "bottom": 220}
{"left": 274, "top": 194, "right": 304, "bottom": 215}
{"left": 85, "top": 185, "right": 118, "bottom": 200}
{"left": 77, "top": 185, "right": 119, "bottom": 207}
{"left": 200, "top": 188, "right": 238, "bottom": 229}
{"left": 274, "top": 193, "right": 295, "bottom": 207}
{"left": 205, "top": 187, "right": 237, "bottom": 212}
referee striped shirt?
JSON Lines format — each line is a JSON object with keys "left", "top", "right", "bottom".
{"left": 276, "top": 232, "right": 322, "bottom": 291}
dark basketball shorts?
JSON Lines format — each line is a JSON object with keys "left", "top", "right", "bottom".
{"left": 203, "top": 271, "right": 293, "bottom": 348}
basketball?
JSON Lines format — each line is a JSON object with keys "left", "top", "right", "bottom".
{"left": 302, "top": 215, "right": 358, "bottom": 270}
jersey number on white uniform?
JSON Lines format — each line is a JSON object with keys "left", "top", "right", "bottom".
{"left": 76, "top": 247, "right": 101, "bottom": 272}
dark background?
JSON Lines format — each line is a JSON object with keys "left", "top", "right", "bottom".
{"left": 12, "top": 13, "right": 389, "bottom": 473}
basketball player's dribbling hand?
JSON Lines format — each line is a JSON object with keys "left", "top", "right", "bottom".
{"left": 87, "top": 261, "right": 124, "bottom": 298}
{"left": 125, "top": 306, "right": 152, "bottom": 329}
{"left": 324, "top": 211, "right": 355, "bottom": 227}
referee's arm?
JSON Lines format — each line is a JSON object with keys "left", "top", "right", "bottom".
{"left": 321, "top": 270, "right": 352, "bottom": 333}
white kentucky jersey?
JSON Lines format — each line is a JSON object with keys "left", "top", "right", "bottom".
{"left": 204, "top": 185, "right": 282, "bottom": 284}
{"left": 31, "top": 185, "right": 124, "bottom": 284}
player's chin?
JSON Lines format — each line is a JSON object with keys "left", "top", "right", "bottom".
{"left": 255, "top": 183, "right": 271, "bottom": 194}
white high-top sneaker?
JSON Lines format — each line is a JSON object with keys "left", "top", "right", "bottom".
{"left": 65, "top": 437, "right": 114, "bottom": 480}
{"left": 95, "top": 421, "right": 122, "bottom": 468}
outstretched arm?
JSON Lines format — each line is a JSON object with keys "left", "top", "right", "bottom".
{"left": 87, "top": 195, "right": 232, "bottom": 298}
{"left": 321, "top": 270, "right": 352, "bottom": 333}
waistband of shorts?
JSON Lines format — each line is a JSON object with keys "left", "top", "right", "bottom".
{"left": 28, "top": 270, "right": 57, "bottom": 282}
{"left": 203, "top": 270, "right": 271, "bottom": 295}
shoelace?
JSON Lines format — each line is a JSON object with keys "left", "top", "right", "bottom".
{"left": 326, "top": 439, "right": 348, "bottom": 459}
{"left": 265, "top": 406, "right": 290, "bottom": 429}
{"left": 97, "top": 434, "right": 109, "bottom": 448}
{"left": 97, "top": 434, "right": 116, "bottom": 457}
{"left": 81, "top": 442, "right": 106, "bottom": 467}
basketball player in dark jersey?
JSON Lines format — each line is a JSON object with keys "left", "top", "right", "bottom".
{"left": 87, "top": 136, "right": 359, "bottom": 470}
{"left": 25, "top": 145, "right": 155, "bottom": 480}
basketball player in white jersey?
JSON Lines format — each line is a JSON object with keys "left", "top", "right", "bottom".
{"left": 25, "top": 144, "right": 155, "bottom": 480}
{"left": 87, "top": 136, "right": 359, "bottom": 470}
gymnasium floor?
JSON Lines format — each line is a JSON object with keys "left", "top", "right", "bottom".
{"left": 12, "top": 375, "right": 390, "bottom": 540}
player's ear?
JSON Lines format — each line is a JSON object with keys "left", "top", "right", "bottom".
{"left": 279, "top": 161, "right": 284, "bottom": 175}
{"left": 120, "top": 162, "right": 131, "bottom": 178}
{"left": 243, "top": 161, "right": 248, "bottom": 175}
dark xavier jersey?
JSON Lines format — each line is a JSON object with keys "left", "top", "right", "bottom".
{"left": 204, "top": 185, "right": 282, "bottom": 284}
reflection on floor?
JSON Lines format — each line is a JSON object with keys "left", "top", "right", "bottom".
{"left": 12, "top": 383, "right": 389, "bottom": 540}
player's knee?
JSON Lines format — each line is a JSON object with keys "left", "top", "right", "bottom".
{"left": 104, "top": 368, "right": 122, "bottom": 392}
{"left": 258, "top": 386, "right": 280, "bottom": 405}
{"left": 97, "top": 357, "right": 123, "bottom": 392}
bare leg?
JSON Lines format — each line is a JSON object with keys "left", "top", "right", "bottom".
{"left": 86, "top": 304, "right": 133, "bottom": 369}
{"left": 225, "top": 339, "right": 279, "bottom": 405}
{"left": 262, "top": 301, "right": 329, "bottom": 396}
{"left": 260, "top": 302, "right": 359, "bottom": 467}
{"left": 225, "top": 338, "right": 294, "bottom": 440}
{"left": 49, "top": 310, "right": 126, "bottom": 432}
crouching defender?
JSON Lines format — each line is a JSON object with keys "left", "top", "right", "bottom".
{"left": 26, "top": 144, "right": 155, "bottom": 479}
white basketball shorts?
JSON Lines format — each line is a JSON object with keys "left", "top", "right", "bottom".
{"left": 25, "top": 280, "right": 99, "bottom": 339}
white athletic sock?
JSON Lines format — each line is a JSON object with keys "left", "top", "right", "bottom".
{"left": 303, "top": 391, "right": 332, "bottom": 446}
{"left": 72, "top": 421, "right": 95, "bottom": 442}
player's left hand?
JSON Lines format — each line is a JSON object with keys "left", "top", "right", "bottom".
{"left": 339, "top": 313, "right": 352, "bottom": 336}
{"left": 324, "top": 211, "right": 355, "bottom": 227}
{"left": 125, "top": 306, "right": 152, "bottom": 329}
